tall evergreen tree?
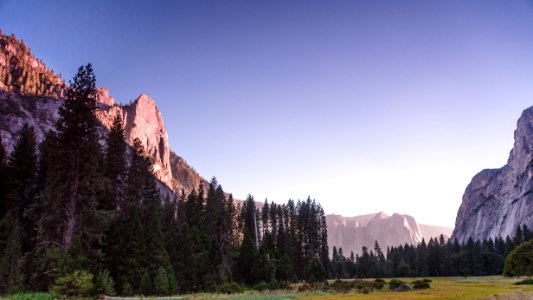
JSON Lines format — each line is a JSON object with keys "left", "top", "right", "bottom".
{"left": 103, "top": 113, "right": 127, "bottom": 210}
{"left": 0, "top": 137, "right": 7, "bottom": 221}
{"left": 40, "top": 63, "right": 102, "bottom": 249}
{"left": 5, "top": 124, "right": 38, "bottom": 252}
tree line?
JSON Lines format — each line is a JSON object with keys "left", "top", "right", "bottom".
{"left": 330, "top": 225, "right": 532, "bottom": 279}
{"left": 0, "top": 64, "right": 330, "bottom": 296}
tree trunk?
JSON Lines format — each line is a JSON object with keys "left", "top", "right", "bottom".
{"left": 63, "top": 154, "right": 79, "bottom": 248}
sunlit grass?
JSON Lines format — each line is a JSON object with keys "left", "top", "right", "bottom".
{"left": 300, "top": 276, "right": 533, "bottom": 300}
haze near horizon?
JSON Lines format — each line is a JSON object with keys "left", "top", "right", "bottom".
{"left": 1, "top": 0, "right": 533, "bottom": 227}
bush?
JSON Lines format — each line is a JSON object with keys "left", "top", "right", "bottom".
{"left": 422, "top": 278, "right": 432, "bottom": 283}
{"left": 373, "top": 278, "right": 385, "bottom": 289}
{"left": 51, "top": 270, "right": 94, "bottom": 297}
{"left": 412, "top": 280, "right": 431, "bottom": 289}
{"left": 154, "top": 267, "right": 169, "bottom": 295}
{"left": 94, "top": 269, "right": 115, "bottom": 296}
{"left": 388, "top": 279, "right": 406, "bottom": 290}
{"left": 504, "top": 240, "right": 533, "bottom": 277}
{"left": 516, "top": 279, "right": 533, "bottom": 285}
{"left": 217, "top": 282, "right": 243, "bottom": 294}
{"left": 253, "top": 281, "right": 269, "bottom": 291}
{"left": 394, "top": 284, "right": 411, "bottom": 292}
{"left": 121, "top": 282, "right": 133, "bottom": 296}
{"left": 140, "top": 271, "right": 152, "bottom": 295}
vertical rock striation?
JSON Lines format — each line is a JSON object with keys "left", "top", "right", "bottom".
{"left": 0, "top": 31, "right": 204, "bottom": 196}
{"left": 452, "top": 106, "right": 533, "bottom": 243}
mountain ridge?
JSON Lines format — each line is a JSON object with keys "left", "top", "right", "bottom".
{"left": 326, "top": 212, "right": 452, "bottom": 255}
{"left": 0, "top": 30, "right": 206, "bottom": 196}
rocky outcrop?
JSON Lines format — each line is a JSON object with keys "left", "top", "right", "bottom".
{"left": 452, "top": 106, "right": 533, "bottom": 243}
{"left": 326, "top": 212, "right": 452, "bottom": 255}
{"left": 95, "top": 89, "right": 174, "bottom": 188}
{"left": 0, "top": 31, "right": 204, "bottom": 196}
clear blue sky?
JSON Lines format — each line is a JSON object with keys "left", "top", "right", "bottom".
{"left": 2, "top": 0, "right": 533, "bottom": 227}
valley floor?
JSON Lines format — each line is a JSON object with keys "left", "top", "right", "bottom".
{"left": 303, "top": 276, "right": 533, "bottom": 300}
{"left": 3, "top": 276, "right": 533, "bottom": 300}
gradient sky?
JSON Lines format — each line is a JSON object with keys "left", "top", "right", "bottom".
{"left": 2, "top": 0, "right": 533, "bottom": 227}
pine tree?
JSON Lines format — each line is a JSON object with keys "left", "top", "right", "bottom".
{"left": 5, "top": 124, "right": 38, "bottom": 252}
{"left": 102, "top": 113, "right": 127, "bottom": 210}
{"left": 0, "top": 215, "right": 23, "bottom": 294}
{"left": 154, "top": 266, "right": 169, "bottom": 295}
{"left": 39, "top": 63, "right": 102, "bottom": 249}
{"left": 0, "top": 137, "right": 7, "bottom": 221}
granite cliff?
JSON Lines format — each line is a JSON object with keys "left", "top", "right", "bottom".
{"left": 0, "top": 30, "right": 205, "bottom": 195}
{"left": 452, "top": 106, "right": 533, "bottom": 243}
{"left": 326, "top": 212, "right": 453, "bottom": 255}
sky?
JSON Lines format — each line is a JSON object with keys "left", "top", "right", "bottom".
{"left": 1, "top": 0, "right": 533, "bottom": 227}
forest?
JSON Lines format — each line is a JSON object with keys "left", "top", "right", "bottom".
{"left": 0, "top": 64, "right": 329, "bottom": 296}
{"left": 0, "top": 64, "right": 528, "bottom": 297}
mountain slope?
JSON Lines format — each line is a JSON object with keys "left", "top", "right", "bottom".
{"left": 0, "top": 31, "right": 205, "bottom": 196}
{"left": 452, "top": 105, "right": 533, "bottom": 243}
{"left": 326, "top": 212, "right": 452, "bottom": 255}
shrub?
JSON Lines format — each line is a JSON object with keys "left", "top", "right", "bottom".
{"left": 373, "top": 278, "right": 385, "bottom": 289}
{"left": 140, "top": 271, "right": 152, "bottom": 295}
{"left": 504, "top": 240, "right": 533, "bottom": 277}
{"left": 516, "top": 279, "right": 533, "bottom": 285}
{"left": 253, "top": 281, "right": 269, "bottom": 291}
{"left": 412, "top": 280, "right": 431, "bottom": 289}
{"left": 218, "top": 282, "right": 243, "bottom": 294}
{"left": 166, "top": 267, "right": 179, "bottom": 294}
{"left": 121, "top": 282, "right": 133, "bottom": 296}
{"left": 269, "top": 278, "right": 281, "bottom": 290}
{"left": 394, "top": 284, "right": 411, "bottom": 292}
{"left": 154, "top": 267, "right": 169, "bottom": 295}
{"left": 94, "top": 269, "right": 115, "bottom": 296}
{"left": 422, "top": 278, "right": 432, "bottom": 283}
{"left": 388, "top": 279, "right": 406, "bottom": 290}
{"left": 51, "top": 270, "right": 94, "bottom": 297}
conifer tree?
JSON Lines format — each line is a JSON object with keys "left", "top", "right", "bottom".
{"left": 40, "top": 63, "right": 102, "bottom": 249}
{"left": 0, "top": 137, "right": 7, "bottom": 221}
{"left": 103, "top": 113, "right": 127, "bottom": 210}
{"left": 5, "top": 124, "right": 38, "bottom": 252}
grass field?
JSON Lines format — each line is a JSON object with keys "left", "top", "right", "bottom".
{"left": 3, "top": 276, "right": 533, "bottom": 300}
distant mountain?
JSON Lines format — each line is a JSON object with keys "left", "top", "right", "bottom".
{"left": 326, "top": 212, "right": 453, "bottom": 255}
{"left": 453, "top": 105, "right": 533, "bottom": 243}
{"left": 0, "top": 30, "right": 206, "bottom": 196}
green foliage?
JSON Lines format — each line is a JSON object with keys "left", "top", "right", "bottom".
{"left": 94, "top": 269, "right": 116, "bottom": 296}
{"left": 166, "top": 267, "right": 179, "bottom": 294}
{"left": 412, "top": 280, "right": 431, "bottom": 289}
{"left": 154, "top": 266, "right": 169, "bottom": 295}
{"left": 374, "top": 279, "right": 385, "bottom": 290}
{"left": 422, "top": 278, "right": 432, "bottom": 282}
{"left": 121, "top": 282, "right": 133, "bottom": 296}
{"left": 515, "top": 279, "right": 533, "bottom": 285}
{"left": 389, "top": 279, "right": 406, "bottom": 290}
{"left": 4, "top": 292, "right": 57, "bottom": 300}
{"left": 217, "top": 282, "right": 243, "bottom": 294}
{"left": 0, "top": 215, "right": 23, "bottom": 294}
{"left": 50, "top": 270, "right": 94, "bottom": 297}
{"left": 253, "top": 281, "right": 270, "bottom": 291}
{"left": 504, "top": 240, "right": 533, "bottom": 277}
{"left": 140, "top": 271, "right": 152, "bottom": 295}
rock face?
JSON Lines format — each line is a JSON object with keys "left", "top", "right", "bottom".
{"left": 326, "top": 212, "right": 453, "bottom": 255}
{"left": 452, "top": 106, "right": 533, "bottom": 244}
{"left": 0, "top": 31, "right": 204, "bottom": 196}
